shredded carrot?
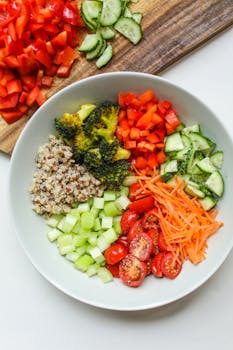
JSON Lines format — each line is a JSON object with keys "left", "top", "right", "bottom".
{"left": 134, "top": 175, "right": 223, "bottom": 265}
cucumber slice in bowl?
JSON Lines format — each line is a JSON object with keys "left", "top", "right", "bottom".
{"left": 114, "top": 16, "right": 142, "bottom": 44}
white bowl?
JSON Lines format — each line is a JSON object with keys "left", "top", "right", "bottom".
{"left": 9, "top": 72, "right": 233, "bottom": 311}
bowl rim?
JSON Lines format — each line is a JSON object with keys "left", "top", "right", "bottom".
{"left": 8, "top": 71, "right": 233, "bottom": 311}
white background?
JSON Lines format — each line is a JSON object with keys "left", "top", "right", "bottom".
{"left": 1, "top": 27, "right": 233, "bottom": 350}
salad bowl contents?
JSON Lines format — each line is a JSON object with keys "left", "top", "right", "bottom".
{"left": 9, "top": 72, "right": 233, "bottom": 310}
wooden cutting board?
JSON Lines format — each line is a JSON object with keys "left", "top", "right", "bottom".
{"left": 1, "top": 0, "right": 233, "bottom": 155}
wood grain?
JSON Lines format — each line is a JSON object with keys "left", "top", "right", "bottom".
{"left": 1, "top": 0, "right": 233, "bottom": 155}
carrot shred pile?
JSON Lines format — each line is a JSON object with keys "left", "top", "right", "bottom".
{"left": 134, "top": 174, "right": 223, "bottom": 265}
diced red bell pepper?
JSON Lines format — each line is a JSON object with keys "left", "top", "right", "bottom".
{"left": 0, "top": 92, "right": 19, "bottom": 109}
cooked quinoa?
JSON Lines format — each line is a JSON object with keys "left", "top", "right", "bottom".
{"left": 30, "top": 135, "right": 104, "bottom": 216}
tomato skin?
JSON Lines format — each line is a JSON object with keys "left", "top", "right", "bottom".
{"left": 128, "top": 219, "right": 143, "bottom": 241}
{"left": 116, "top": 235, "right": 129, "bottom": 249}
{"left": 128, "top": 196, "right": 154, "bottom": 213}
{"left": 151, "top": 252, "right": 165, "bottom": 278}
{"left": 119, "top": 254, "right": 147, "bottom": 287}
{"left": 141, "top": 208, "right": 159, "bottom": 230}
{"left": 129, "top": 232, "right": 153, "bottom": 261}
{"left": 147, "top": 228, "right": 160, "bottom": 255}
{"left": 129, "top": 182, "right": 142, "bottom": 201}
{"left": 106, "top": 263, "right": 120, "bottom": 278}
{"left": 120, "top": 209, "right": 139, "bottom": 235}
{"left": 160, "top": 252, "right": 182, "bottom": 279}
{"left": 104, "top": 243, "right": 128, "bottom": 265}
{"left": 158, "top": 232, "right": 169, "bottom": 252}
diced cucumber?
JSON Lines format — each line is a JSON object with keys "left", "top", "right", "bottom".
{"left": 104, "top": 201, "right": 120, "bottom": 216}
{"left": 57, "top": 234, "right": 75, "bottom": 255}
{"left": 89, "top": 246, "right": 105, "bottom": 263}
{"left": 97, "top": 267, "right": 113, "bottom": 283}
{"left": 103, "top": 190, "right": 117, "bottom": 201}
{"left": 115, "top": 194, "right": 131, "bottom": 210}
{"left": 205, "top": 171, "right": 224, "bottom": 197}
{"left": 96, "top": 43, "right": 113, "bottom": 68}
{"left": 79, "top": 34, "right": 100, "bottom": 52}
{"left": 74, "top": 254, "right": 94, "bottom": 272}
{"left": 210, "top": 151, "right": 224, "bottom": 169}
{"left": 47, "top": 228, "right": 62, "bottom": 242}
{"left": 80, "top": 212, "right": 95, "bottom": 230}
{"left": 102, "top": 227, "right": 118, "bottom": 243}
{"left": 46, "top": 214, "right": 63, "bottom": 228}
{"left": 114, "top": 16, "right": 142, "bottom": 44}
{"left": 66, "top": 251, "right": 80, "bottom": 263}
{"left": 165, "top": 132, "right": 184, "bottom": 152}
{"left": 100, "top": 0, "right": 122, "bottom": 26}
{"left": 57, "top": 214, "right": 78, "bottom": 233}
{"left": 87, "top": 263, "right": 100, "bottom": 277}
{"left": 93, "top": 197, "right": 105, "bottom": 209}
{"left": 101, "top": 216, "right": 113, "bottom": 229}
{"left": 198, "top": 196, "right": 217, "bottom": 211}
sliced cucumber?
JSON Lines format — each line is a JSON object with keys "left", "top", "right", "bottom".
{"left": 114, "top": 16, "right": 142, "bottom": 44}
{"left": 198, "top": 196, "right": 217, "bottom": 211}
{"left": 100, "top": 26, "right": 116, "bottom": 39}
{"left": 81, "top": 1, "right": 102, "bottom": 30}
{"left": 205, "top": 170, "right": 224, "bottom": 197}
{"left": 86, "top": 33, "right": 104, "bottom": 60}
{"left": 164, "top": 159, "right": 178, "bottom": 173}
{"left": 96, "top": 43, "right": 113, "bottom": 68}
{"left": 197, "top": 157, "right": 216, "bottom": 173}
{"left": 165, "top": 132, "right": 184, "bottom": 152}
{"left": 188, "top": 132, "right": 211, "bottom": 151}
{"left": 210, "top": 151, "right": 224, "bottom": 169}
{"left": 79, "top": 34, "right": 100, "bottom": 52}
{"left": 185, "top": 184, "right": 205, "bottom": 198}
{"left": 100, "top": 0, "right": 122, "bottom": 26}
{"left": 132, "top": 12, "right": 143, "bottom": 24}
{"left": 182, "top": 124, "right": 201, "bottom": 134}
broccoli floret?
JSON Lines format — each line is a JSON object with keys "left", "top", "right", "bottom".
{"left": 55, "top": 113, "right": 82, "bottom": 140}
{"left": 83, "top": 148, "right": 102, "bottom": 168}
{"left": 113, "top": 145, "right": 131, "bottom": 161}
{"left": 83, "top": 101, "right": 119, "bottom": 141}
{"left": 87, "top": 159, "right": 131, "bottom": 190}
{"left": 99, "top": 138, "right": 118, "bottom": 163}
{"left": 99, "top": 138, "right": 131, "bottom": 163}
{"left": 72, "top": 129, "right": 94, "bottom": 163}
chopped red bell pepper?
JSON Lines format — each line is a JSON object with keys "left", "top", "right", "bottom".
{"left": 0, "top": 0, "right": 85, "bottom": 124}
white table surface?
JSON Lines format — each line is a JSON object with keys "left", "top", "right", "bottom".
{"left": 1, "top": 27, "right": 233, "bottom": 350}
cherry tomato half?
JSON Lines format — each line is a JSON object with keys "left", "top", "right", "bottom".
{"left": 158, "top": 231, "right": 169, "bottom": 252}
{"left": 120, "top": 209, "right": 139, "bottom": 235}
{"left": 141, "top": 208, "right": 159, "bottom": 230}
{"left": 160, "top": 252, "right": 182, "bottom": 279}
{"left": 106, "top": 263, "right": 120, "bottom": 278}
{"left": 151, "top": 252, "right": 165, "bottom": 278}
{"left": 147, "top": 228, "right": 160, "bottom": 255}
{"left": 119, "top": 254, "right": 147, "bottom": 287}
{"left": 129, "top": 232, "right": 153, "bottom": 261}
{"left": 104, "top": 243, "right": 128, "bottom": 265}
{"left": 128, "top": 219, "right": 143, "bottom": 241}
{"left": 128, "top": 196, "right": 154, "bottom": 213}
{"left": 116, "top": 235, "right": 129, "bottom": 249}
